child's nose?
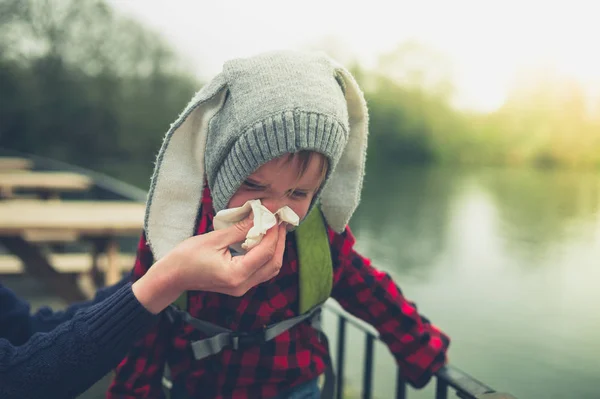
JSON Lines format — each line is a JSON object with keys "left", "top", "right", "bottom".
{"left": 261, "top": 197, "right": 286, "bottom": 214}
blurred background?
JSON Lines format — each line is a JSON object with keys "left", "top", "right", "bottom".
{"left": 1, "top": 0, "right": 599, "bottom": 398}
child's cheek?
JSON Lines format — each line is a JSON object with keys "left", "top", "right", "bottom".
{"left": 226, "top": 191, "right": 252, "bottom": 209}
{"left": 291, "top": 199, "right": 312, "bottom": 221}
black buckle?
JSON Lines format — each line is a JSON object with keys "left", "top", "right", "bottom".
{"left": 230, "top": 329, "right": 266, "bottom": 350}
{"left": 165, "top": 305, "right": 183, "bottom": 324}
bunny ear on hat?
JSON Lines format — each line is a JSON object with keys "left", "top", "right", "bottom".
{"left": 318, "top": 65, "right": 369, "bottom": 233}
{"left": 144, "top": 75, "right": 228, "bottom": 261}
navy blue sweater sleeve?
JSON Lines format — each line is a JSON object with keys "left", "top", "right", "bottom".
{"left": 0, "top": 280, "right": 158, "bottom": 399}
{"left": 30, "top": 272, "right": 134, "bottom": 337}
{"left": 0, "top": 273, "right": 132, "bottom": 345}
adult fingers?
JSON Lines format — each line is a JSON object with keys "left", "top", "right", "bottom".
{"left": 269, "top": 224, "right": 287, "bottom": 276}
{"left": 210, "top": 215, "right": 254, "bottom": 249}
{"left": 225, "top": 224, "right": 284, "bottom": 292}
{"left": 237, "top": 224, "right": 287, "bottom": 291}
{"left": 236, "top": 224, "right": 279, "bottom": 271}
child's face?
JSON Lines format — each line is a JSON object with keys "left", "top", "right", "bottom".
{"left": 227, "top": 152, "right": 327, "bottom": 221}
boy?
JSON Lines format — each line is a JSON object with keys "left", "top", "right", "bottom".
{"left": 108, "top": 50, "right": 449, "bottom": 399}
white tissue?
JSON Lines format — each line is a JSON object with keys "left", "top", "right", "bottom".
{"left": 213, "top": 199, "right": 299, "bottom": 254}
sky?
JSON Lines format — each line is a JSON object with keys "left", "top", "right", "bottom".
{"left": 107, "top": 0, "right": 600, "bottom": 112}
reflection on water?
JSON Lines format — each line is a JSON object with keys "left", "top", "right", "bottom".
{"left": 325, "top": 165, "right": 600, "bottom": 399}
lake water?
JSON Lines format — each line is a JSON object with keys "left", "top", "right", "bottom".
{"left": 8, "top": 165, "right": 600, "bottom": 399}
{"left": 323, "top": 165, "right": 600, "bottom": 399}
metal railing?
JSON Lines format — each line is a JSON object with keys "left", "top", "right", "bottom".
{"left": 324, "top": 301, "right": 516, "bottom": 399}
{"left": 1, "top": 149, "right": 517, "bottom": 398}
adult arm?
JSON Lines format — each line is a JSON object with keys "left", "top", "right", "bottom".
{"left": 0, "top": 281, "right": 157, "bottom": 399}
{"left": 0, "top": 272, "right": 134, "bottom": 346}
{"left": 0, "top": 216, "right": 286, "bottom": 399}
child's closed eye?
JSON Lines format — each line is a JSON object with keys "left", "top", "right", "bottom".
{"left": 289, "top": 190, "right": 308, "bottom": 199}
{"left": 243, "top": 180, "right": 266, "bottom": 191}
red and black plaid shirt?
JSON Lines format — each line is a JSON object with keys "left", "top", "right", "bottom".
{"left": 108, "top": 186, "right": 450, "bottom": 398}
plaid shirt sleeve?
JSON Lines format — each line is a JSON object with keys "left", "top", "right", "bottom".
{"left": 107, "top": 232, "right": 170, "bottom": 399}
{"left": 329, "top": 226, "right": 451, "bottom": 389}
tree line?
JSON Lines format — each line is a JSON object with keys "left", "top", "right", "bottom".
{"left": 1, "top": 0, "right": 598, "bottom": 188}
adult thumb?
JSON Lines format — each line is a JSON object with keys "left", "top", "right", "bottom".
{"left": 220, "top": 215, "right": 254, "bottom": 245}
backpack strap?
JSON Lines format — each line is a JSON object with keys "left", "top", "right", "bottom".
{"left": 295, "top": 207, "right": 333, "bottom": 313}
{"left": 166, "top": 304, "right": 323, "bottom": 360}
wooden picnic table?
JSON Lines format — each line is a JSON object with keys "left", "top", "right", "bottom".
{"left": 0, "top": 200, "right": 145, "bottom": 301}
{"left": 0, "top": 157, "right": 33, "bottom": 171}
{"left": 0, "top": 171, "right": 93, "bottom": 199}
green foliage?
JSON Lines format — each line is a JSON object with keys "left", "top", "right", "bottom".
{"left": 355, "top": 42, "right": 600, "bottom": 169}
{"left": 0, "top": 0, "right": 197, "bottom": 187}
{"left": 1, "top": 0, "right": 600, "bottom": 189}
{"left": 352, "top": 44, "right": 471, "bottom": 166}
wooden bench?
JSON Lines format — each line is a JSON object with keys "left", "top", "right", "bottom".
{"left": 0, "top": 253, "right": 136, "bottom": 274}
{"left": 22, "top": 229, "right": 80, "bottom": 243}
{"left": 0, "top": 199, "right": 145, "bottom": 300}
{"left": 0, "top": 171, "right": 93, "bottom": 199}
{"left": 0, "top": 157, "right": 33, "bottom": 171}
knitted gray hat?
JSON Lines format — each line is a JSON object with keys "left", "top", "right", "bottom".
{"left": 145, "top": 50, "right": 369, "bottom": 261}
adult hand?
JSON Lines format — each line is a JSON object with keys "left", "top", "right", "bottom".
{"left": 132, "top": 218, "right": 287, "bottom": 314}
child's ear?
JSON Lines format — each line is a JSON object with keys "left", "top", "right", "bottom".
{"left": 145, "top": 75, "right": 229, "bottom": 262}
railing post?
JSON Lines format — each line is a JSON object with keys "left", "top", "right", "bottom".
{"left": 362, "top": 334, "right": 374, "bottom": 399}
{"left": 435, "top": 378, "right": 448, "bottom": 399}
{"left": 335, "top": 317, "right": 346, "bottom": 399}
{"left": 396, "top": 369, "right": 406, "bottom": 399}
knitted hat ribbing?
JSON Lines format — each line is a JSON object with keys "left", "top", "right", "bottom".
{"left": 205, "top": 51, "right": 349, "bottom": 213}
